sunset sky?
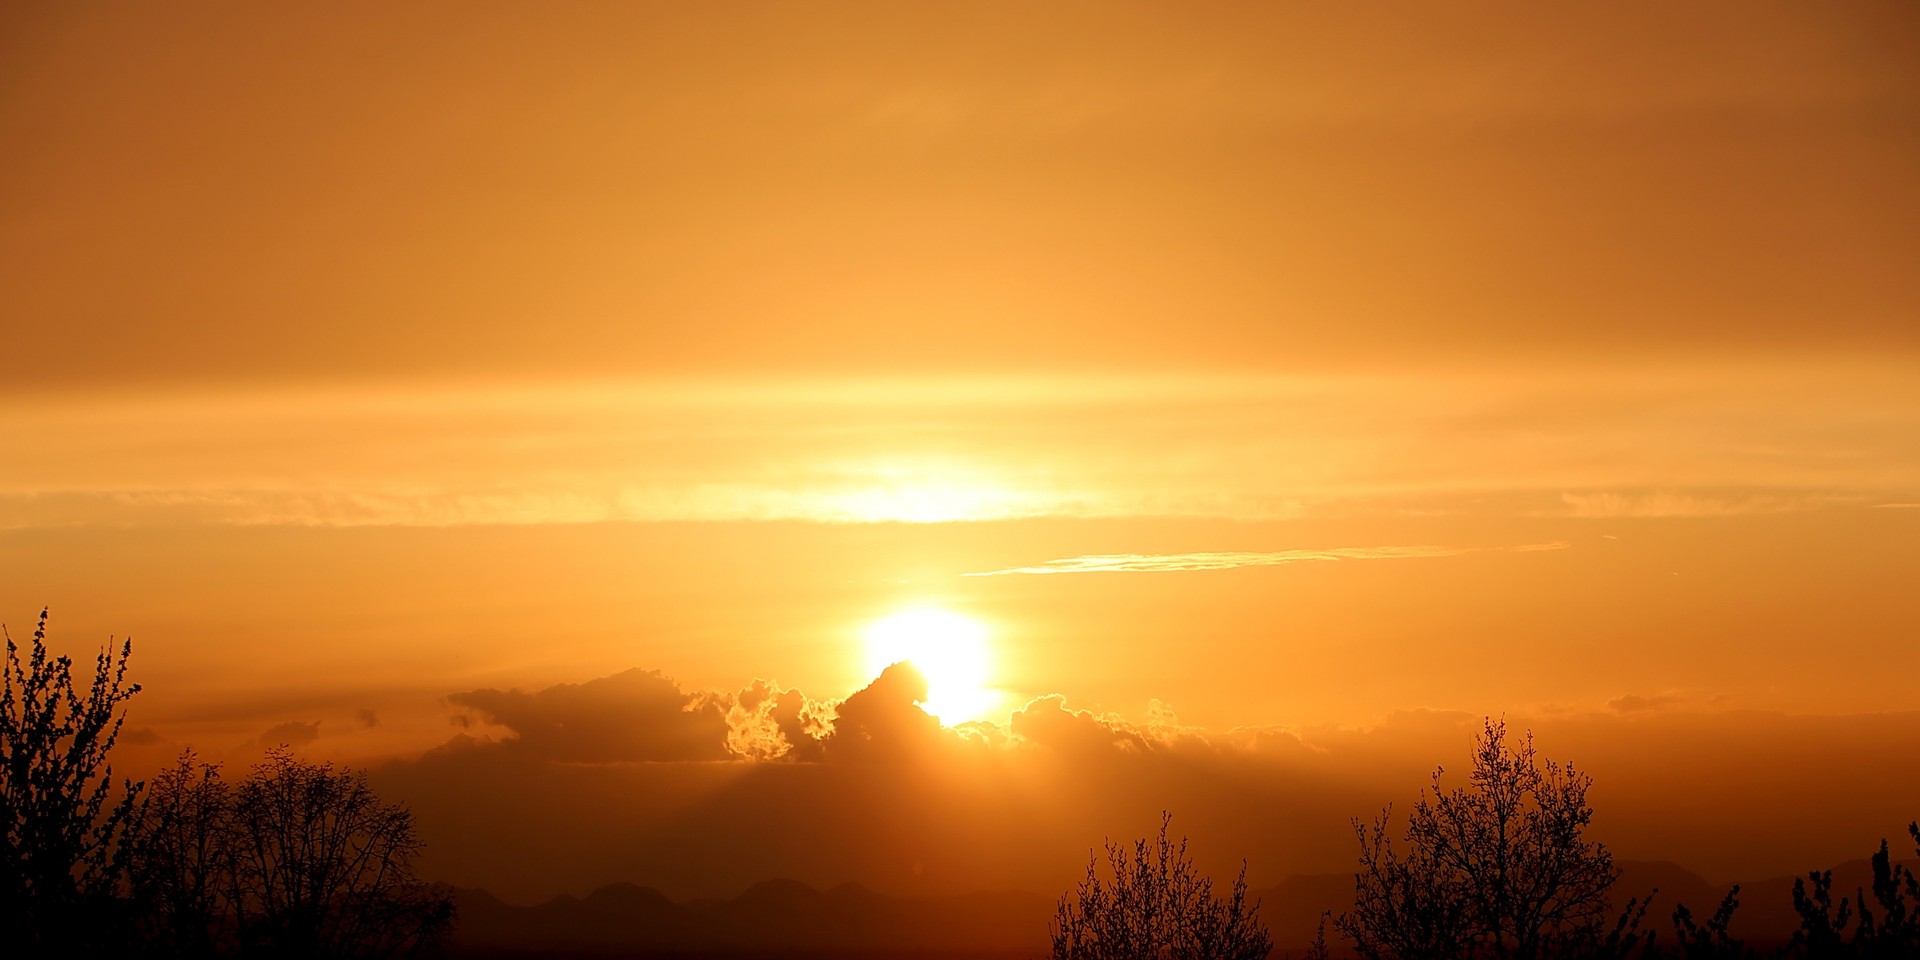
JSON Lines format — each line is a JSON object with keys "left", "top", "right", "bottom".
{"left": 3, "top": 0, "right": 1918, "bottom": 909}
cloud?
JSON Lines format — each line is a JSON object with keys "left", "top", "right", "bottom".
{"left": 1558, "top": 491, "right": 1809, "bottom": 518}
{"left": 448, "top": 666, "right": 925, "bottom": 766}
{"left": 355, "top": 708, "right": 381, "bottom": 728}
{"left": 1607, "top": 693, "right": 1686, "bottom": 714}
{"left": 382, "top": 672, "right": 1357, "bottom": 903}
{"left": 253, "top": 720, "right": 321, "bottom": 749}
{"left": 1009, "top": 695, "right": 1152, "bottom": 755}
{"left": 726, "top": 680, "right": 831, "bottom": 762}
{"left": 964, "top": 542, "right": 1569, "bottom": 576}
{"left": 370, "top": 663, "right": 1920, "bottom": 910}
{"left": 8, "top": 360, "right": 1919, "bottom": 529}
{"left": 821, "top": 662, "right": 948, "bottom": 764}
{"left": 446, "top": 669, "right": 731, "bottom": 763}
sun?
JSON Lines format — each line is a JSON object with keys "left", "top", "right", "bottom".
{"left": 861, "top": 608, "right": 998, "bottom": 725}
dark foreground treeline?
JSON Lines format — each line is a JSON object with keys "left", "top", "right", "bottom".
{"left": 2, "top": 612, "right": 451, "bottom": 959}
{"left": 435, "top": 860, "right": 1920, "bottom": 960}
{"left": 1325, "top": 721, "right": 1920, "bottom": 960}
{"left": 1051, "top": 722, "right": 1920, "bottom": 960}
{"left": 7, "top": 610, "right": 1917, "bottom": 960}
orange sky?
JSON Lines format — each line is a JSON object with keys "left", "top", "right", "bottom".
{"left": 3, "top": 0, "right": 1918, "bottom": 906}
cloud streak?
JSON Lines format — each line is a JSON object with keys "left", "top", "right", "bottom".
{"left": 963, "top": 542, "right": 1570, "bottom": 576}
{"left": 5, "top": 362, "right": 1917, "bottom": 528}
{"left": 1557, "top": 491, "right": 1821, "bottom": 519}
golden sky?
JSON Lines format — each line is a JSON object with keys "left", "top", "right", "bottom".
{"left": 3, "top": 0, "right": 1917, "bottom": 907}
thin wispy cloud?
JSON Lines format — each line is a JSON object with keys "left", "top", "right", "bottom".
{"left": 1556, "top": 491, "right": 1815, "bottom": 519}
{"left": 963, "top": 542, "right": 1570, "bottom": 576}
{"left": 7, "top": 362, "right": 1916, "bottom": 529}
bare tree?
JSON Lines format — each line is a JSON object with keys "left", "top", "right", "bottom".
{"left": 1670, "top": 886, "right": 1747, "bottom": 960}
{"left": 223, "top": 748, "right": 453, "bottom": 959}
{"left": 0, "top": 608, "right": 144, "bottom": 951}
{"left": 1, "top": 608, "right": 452, "bottom": 958}
{"left": 1338, "top": 719, "right": 1641, "bottom": 960}
{"left": 1787, "top": 821, "right": 1920, "bottom": 959}
{"left": 129, "top": 750, "right": 235, "bottom": 957}
{"left": 1051, "top": 812, "right": 1271, "bottom": 960}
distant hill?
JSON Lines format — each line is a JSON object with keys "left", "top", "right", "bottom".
{"left": 451, "top": 878, "right": 1053, "bottom": 958}
{"left": 451, "top": 856, "right": 1920, "bottom": 957}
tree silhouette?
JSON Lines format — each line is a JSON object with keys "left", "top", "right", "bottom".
{"left": 1338, "top": 719, "right": 1645, "bottom": 960}
{"left": 128, "top": 750, "right": 234, "bottom": 956}
{"left": 2, "top": 607, "right": 452, "bottom": 957}
{"left": 1051, "top": 812, "right": 1271, "bottom": 960}
{"left": 0, "top": 608, "right": 144, "bottom": 953}
{"left": 128, "top": 747, "right": 455, "bottom": 959}
{"left": 1670, "top": 886, "right": 1747, "bottom": 960}
{"left": 1786, "top": 821, "right": 1920, "bottom": 959}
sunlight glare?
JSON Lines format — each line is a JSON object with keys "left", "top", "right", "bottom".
{"left": 862, "top": 608, "right": 998, "bottom": 724}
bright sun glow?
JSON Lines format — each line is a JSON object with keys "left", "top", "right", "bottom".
{"left": 825, "top": 482, "right": 1029, "bottom": 523}
{"left": 862, "top": 608, "right": 998, "bottom": 724}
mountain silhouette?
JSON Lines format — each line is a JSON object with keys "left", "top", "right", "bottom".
{"left": 450, "top": 855, "right": 1920, "bottom": 956}
{"left": 452, "top": 877, "right": 1051, "bottom": 956}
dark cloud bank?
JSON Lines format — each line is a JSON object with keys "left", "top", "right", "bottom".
{"left": 373, "top": 663, "right": 1920, "bottom": 925}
